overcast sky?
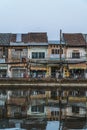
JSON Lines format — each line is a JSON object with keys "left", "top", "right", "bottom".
{"left": 0, "top": 0, "right": 87, "bottom": 40}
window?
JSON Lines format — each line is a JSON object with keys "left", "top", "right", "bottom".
{"left": 39, "top": 52, "right": 45, "bottom": 58}
{"left": 51, "top": 49, "right": 61, "bottom": 54}
{"left": 31, "top": 105, "right": 44, "bottom": 112}
{"left": 55, "top": 49, "right": 58, "bottom": 54}
{"left": 32, "top": 52, "right": 45, "bottom": 59}
{"left": 51, "top": 111, "right": 59, "bottom": 116}
{"left": 51, "top": 111, "right": 54, "bottom": 116}
{"left": 52, "top": 49, "right": 55, "bottom": 54}
{"left": 72, "top": 52, "right": 80, "bottom": 58}
{"left": 72, "top": 106, "right": 79, "bottom": 113}
{"left": 32, "top": 52, "right": 38, "bottom": 59}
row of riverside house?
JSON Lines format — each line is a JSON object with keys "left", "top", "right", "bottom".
{"left": 0, "top": 32, "right": 87, "bottom": 120}
{"left": 0, "top": 32, "right": 87, "bottom": 79}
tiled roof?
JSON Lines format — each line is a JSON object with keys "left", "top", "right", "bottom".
{"left": 0, "top": 33, "right": 11, "bottom": 45}
{"left": 10, "top": 32, "right": 48, "bottom": 43}
{"left": 22, "top": 34, "right": 29, "bottom": 43}
{"left": 63, "top": 33, "right": 86, "bottom": 46}
{"left": 10, "top": 33, "right": 29, "bottom": 43}
{"left": 10, "top": 34, "right": 17, "bottom": 42}
{"left": 28, "top": 32, "right": 48, "bottom": 43}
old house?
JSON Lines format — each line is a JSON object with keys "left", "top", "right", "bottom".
{"left": 28, "top": 32, "right": 48, "bottom": 78}
{"left": 0, "top": 33, "right": 11, "bottom": 77}
{"left": 8, "top": 33, "right": 28, "bottom": 78}
{"left": 63, "top": 33, "right": 86, "bottom": 79}
{"left": 6, "top": 97, "right": 27, "bottom": 118}
{"left": 48, "top": 40, "right": 66, "bottom": 78}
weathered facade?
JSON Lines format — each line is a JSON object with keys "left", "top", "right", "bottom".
{"left": 27, "top": 32, "right": 48, "bottom": 78}
{"left": 8, "top": 33, "right": 28, "bottom": 77}
{"left": 48, "top": 40, "right": 66, "bottom": 78}
{"left": 63, "top": 33, "right": 87, "bottom": 79}
{"left": 0, "top": 31, "right": 86, "bottom": 79}
{"left": 0, "top": 33, "right": 11, "bottom": 77}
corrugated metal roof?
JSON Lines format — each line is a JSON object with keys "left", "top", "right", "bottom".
{"left": 10, "top": 42, "right": 48, "bottom": 46}
{"left": 48, "top": 40, "right": 65, "bottom": 45}
{"left": 28, "top": 43, "right": 48, "bottom": 46}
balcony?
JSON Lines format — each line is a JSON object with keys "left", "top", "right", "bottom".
{"left": 65, "top": 56, "right": 86, "bottom": 64}
{"left": 10, "top": 54, "right": 27, "bottom": 62}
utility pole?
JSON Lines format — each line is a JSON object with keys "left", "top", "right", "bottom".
{"left": 27, "top": 56, "right": 31, "bottom": 77}
{"left": 59, "top": 29, "right": 63, "bottom": 78}
{"left": 60, "top": 29, "right": 62, "bottom": 61}
{"left": 85, "top": 34, "right": 87, "bottom": 127}
{"left": 58, "top": 29, "right": 62, "bottom": 130}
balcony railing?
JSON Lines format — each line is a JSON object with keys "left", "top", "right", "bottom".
{"left": 65, "top": 56, "right": 86, "bottom": 62}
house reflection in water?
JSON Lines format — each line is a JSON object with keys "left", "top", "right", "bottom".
{"left": 65, "top": 102, "right": 86, "bottom": 118}
{"left": 21, "top": 118, "right": 47, "bottom": 130}
{"left": 0, "top": 119, "right": 87, "bottom": 130}
{"left": 0, "top": 119, "right": 9, "bottom": 129}
{"left": 62, "top": 102, "right": 87, "bottom": 130}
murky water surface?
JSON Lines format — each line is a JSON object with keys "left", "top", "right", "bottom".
{"left": 0, "top": 120, "right": 87, "bottom": 130}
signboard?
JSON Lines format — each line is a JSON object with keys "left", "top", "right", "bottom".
{"left": 69, "top": 64, "right": 86, "bottom": 69}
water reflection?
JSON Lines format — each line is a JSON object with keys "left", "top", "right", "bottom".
{"left": 0, "top": 120, "right": 87, "bottom": 130}
{"left": 46, "top": 121, "right": 60, "bottom": 130}
{"left": 46, "top": 121, "right": 87, "bottom": 130}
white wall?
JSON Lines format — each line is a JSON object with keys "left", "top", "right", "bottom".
{"left": 50, "top": 54, "right": 65, "bottom": 59}
{"left": 28, "top": 46, "right": 48, "bottom": 59}
{"left": 66, "top": 47, "right": 86, "bottom": 60}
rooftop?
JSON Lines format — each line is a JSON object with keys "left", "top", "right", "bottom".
{"left": 63, "top": 33, "right": 86, "bottom": 46}
{"left": 48, "top": 40, "right": 65, "bottom": 45}
{"left": 0, "top": 33, "right": 11, "bottom": 45}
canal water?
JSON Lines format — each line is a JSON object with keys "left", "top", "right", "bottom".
{"left": 0, "top": 120, "right": 87, "bottom": 130}
{"left": 46, "top": 121, "right": 87, "bottom": 130}
{"left": 46, "top": 121, "right": 60, "bottom": 130}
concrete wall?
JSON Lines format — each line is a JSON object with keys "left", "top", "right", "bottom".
{"left": 28, "top": 46, "right": 48, "bottom": 59}
{"left": 66, "top": 47, "right": 86, "bottom": 60}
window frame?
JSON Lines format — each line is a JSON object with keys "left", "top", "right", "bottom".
{"left": 32, "top": 52, "right": 45, "bottom": 59}
{"left": 72, "top": 52, "right": 80, "bottom": 58}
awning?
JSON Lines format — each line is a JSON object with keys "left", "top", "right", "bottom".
{"left": 0, "top": 64, "right": 7, "bottom": 69}
{"left": 31, "top": 66, "right": 46, "bottom": 71}
{"left": 69, "top": 63, "right": 86, "bottom": 69}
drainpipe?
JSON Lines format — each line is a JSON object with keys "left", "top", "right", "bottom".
{"left": 60, "top": 29, "right": 62, "bottom": 77}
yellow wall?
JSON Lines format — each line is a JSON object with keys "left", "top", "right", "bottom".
{"left": 63, "top": 67, "right": 70, "bottom": 78}
{"left": 46, "top": 66, "right": 51, "bottom": 77}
